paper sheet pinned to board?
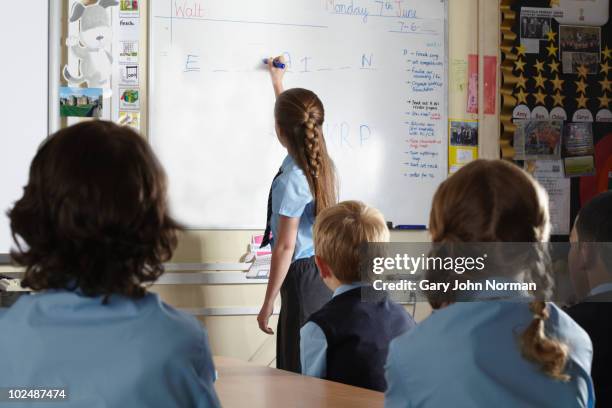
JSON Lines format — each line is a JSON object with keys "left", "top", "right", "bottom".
{"left": 529, "top": 160, "right": 571, "bottom": 235}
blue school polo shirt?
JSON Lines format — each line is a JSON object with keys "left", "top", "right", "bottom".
{"left": 270, "top": 155, "right": 315, "bottom": 261}
{"left": 384, "top": 295, "right": 594, "bottom": 408}
{"left": 0, "top": 290, "right": 220, "bottom": 408}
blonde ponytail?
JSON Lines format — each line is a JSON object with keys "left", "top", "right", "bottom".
{"left": 520, "top": 301, "right": 570, "bottom": 381}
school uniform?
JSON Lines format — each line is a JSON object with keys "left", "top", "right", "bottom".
{"left": 566, "top": 283, "right": 612, "bottom": 408}
{"left": 301, "top": 283, "right": 415, "bottom": 391}
{"left": 385, "top": 289, "right": 595, "bottom": 408}
{"left": 264, "top": 154, "right": 332, "bottom": 373}
{"left": 0, "top": 290, "right": 220, "bottom": 408}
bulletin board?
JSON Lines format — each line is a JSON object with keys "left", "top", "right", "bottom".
{"left": 500, "top": 0, "right": 611, "bottom": 236}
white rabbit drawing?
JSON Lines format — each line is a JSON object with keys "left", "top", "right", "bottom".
{"left": 63, "top": 0, "right": 118, "bottom": 89}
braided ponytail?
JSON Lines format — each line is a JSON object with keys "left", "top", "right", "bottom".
{"left": 520, "top": 301, "right": 570, "bottom": 381}
{"left": 303, "top": 114, "right": 321, "bottom": 179}
{"left": 274, "top": 88, "right": 338, "bottom": 215}
{"left": 428, "top": 160, "right": 570, "bottom": 381}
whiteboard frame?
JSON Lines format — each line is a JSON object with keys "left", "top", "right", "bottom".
{"left": 0, "top": 2, "right": 59, "bottom": 262}
{"left": 147, "top": 0, "right": 450, "bottom": 230}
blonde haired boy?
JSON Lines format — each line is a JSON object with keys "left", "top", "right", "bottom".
{"left": 300, "top": 201, "right": 415, "bottom": 391}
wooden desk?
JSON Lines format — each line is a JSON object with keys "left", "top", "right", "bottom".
{"left": 214, "top": 356, "right": 384, "bottom": 408}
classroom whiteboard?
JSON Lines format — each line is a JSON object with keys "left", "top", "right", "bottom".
{"left": 150, "top": 0, "right": 448, "bottom": 229}
{"left": 0, "top": 1, "right": 49, "bottom": 257}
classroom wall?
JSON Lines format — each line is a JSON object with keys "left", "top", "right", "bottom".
{"left": 1, "top": 0, "right": 501, "bottom": 366}
{"left": 149, "top": 0, "right": 501, "bottom": 364}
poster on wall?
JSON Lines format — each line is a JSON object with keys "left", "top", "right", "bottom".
{"left": 114, "top": 0, "right": 141, "bottom": 128}
{"left": 119, "top": 88, "right": 140, "bottom": 110}
{"left": 559, "top": 25, "right": 601, "bottom": 74}
{"left": 448, "top": 120, "right": 479, "bottom": 174}
{"left": 562, "top": 122, "right": 596, "bottom": 177}
{"left": 520, "top": 7, "right": 563, "bottom": 53}
{"left": 59, "top": 87, "right": 103, "bottom": 118}
{"left": 529, "top": 160, "right": 571, "bottom": 235}
{"left": 514, "top": 121, "right": 563, "bottom": 160}
{"left": 64, "top": 0, "right": 117, "bottom": 96}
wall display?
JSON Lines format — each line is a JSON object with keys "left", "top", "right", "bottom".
{"left": 448, "top": 120, "right": 478, "bottom": 173}
{"left": 502, "top": 0, "right": 611, "bottom": 234}
{"left": 528, "top": 160, "right": 571, "bottom": 234}
{"left": 500, "top": 0, "right": 611, "bottom": 160}
{"left": 63, "top": 0, "right": 118, "bottom": 91}
{"left": 59, "top": 87, "right": 103, "bottom": 118}
{"left": 562, "top": 122, "right": 596, "bottom": 176}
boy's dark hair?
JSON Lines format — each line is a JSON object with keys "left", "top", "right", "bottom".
{"left": 576, "top": 192, "right": 612, "bottom": 243}
{"left": 576, "top": 191, "right": 612, "bottom": 268}
{"left": 9, "top": 121, "right": 180, "bottom": 300}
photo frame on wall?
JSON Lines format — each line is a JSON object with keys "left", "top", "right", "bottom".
{"left": 553, "top": 0, "right": 610, "bottom": 26}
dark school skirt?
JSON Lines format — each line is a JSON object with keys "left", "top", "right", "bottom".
{"left": 276, "top": 256, "right": 332, "bottom": 373}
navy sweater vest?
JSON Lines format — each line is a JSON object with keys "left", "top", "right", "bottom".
{"left": 307, "top": 286, "right": 415, "bottom": 391}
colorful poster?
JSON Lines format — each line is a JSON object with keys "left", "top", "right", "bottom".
{"left": 119, "top": 0, "right": 139, "bottom": 18}
{"left": 449, "top": 120, "right": 479, "bottom": 174}
{"left": 514, "top": 121, "right": 563, "bottom": 160}
{"left": 119, "top": 88, "right": 140, "bottom": 110}
{"left": 563, "top": 122, "right": 595, "bottom": 177}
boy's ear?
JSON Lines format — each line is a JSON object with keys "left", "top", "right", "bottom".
{"left": 579, "top": 242, "right": 596, "bottom": 268}
{"left": 315, "top": 256, "right": 332, "bottom": 279}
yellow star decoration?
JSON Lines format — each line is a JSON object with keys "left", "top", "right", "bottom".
{"left": 576, "top": 94, "right": 589, "bottom": 109}
{"left": 577, "top": 65, "right": 589, "bottom": 78}
{"left": 575, "top": 79, "right": 588, "bottom": 94}
{"left": 546, "top": 30, "right": 557, "bottom": 42}
{"left": 603, "top": 46, "right": 612, "bottom": 61}
{"left": 515, "top": 44, "right": 527, "bottom": 57}
{"left": 548, "top": 59, "right": 560, "bottom": 74}
{"left": 602, "top": 61, "right": 611, "bottom": 75}
{"left": 514, "top": 58, "right": 526, "bottom": 72}
{"left": 516, "top": 74, "right": 528, "bottom": 90}
{"left": 551, "top": 75, "right": 564, "bottom": 91}
{"left": 534, "top": 90, "right": 547, "bottom": 105}
{"left": 552, "top": 92, "right": 565, "bottom": 107}
{"left": 534, "top": 59, "right": 545, "bottom": 73}
{"left": 546, "top": 43, "right": 558, "bottom": 57}
{"left": 599, "top": 93, "right": 611, "bottom": 109}
{"left": 600, "top": 77, "right": 612, "bottom": 93}
{"left": 515, "top": 89, "right": 529, "bottom": 104}
{"left": 534, "top": 73, "right": 547, "bottom": 89}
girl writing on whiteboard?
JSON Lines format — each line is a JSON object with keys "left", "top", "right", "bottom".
{"left": 257, "top": 56, "right": 337, "bottom": 373}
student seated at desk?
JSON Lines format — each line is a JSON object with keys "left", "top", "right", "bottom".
{"left": 567, "top": 191, "right": 612, "bottom": 407}
{"left": 385, "top": 160, "right": 594, "bottom": 408}
{"left": 0, "top": 121, "right": 220, "bottom": 408}
{"left": 301, "top": 201, "right": 415, "bottom": 391}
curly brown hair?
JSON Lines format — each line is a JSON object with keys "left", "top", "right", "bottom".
{"left": 9, "top": 121, "right": 180, "bottom": 300}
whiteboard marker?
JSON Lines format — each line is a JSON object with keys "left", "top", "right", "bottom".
{"left": 395, "top": 225, "right": 426, "bottom": 230}
{"left": 263, "top": 58, "right": 286, "bottom": 69}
